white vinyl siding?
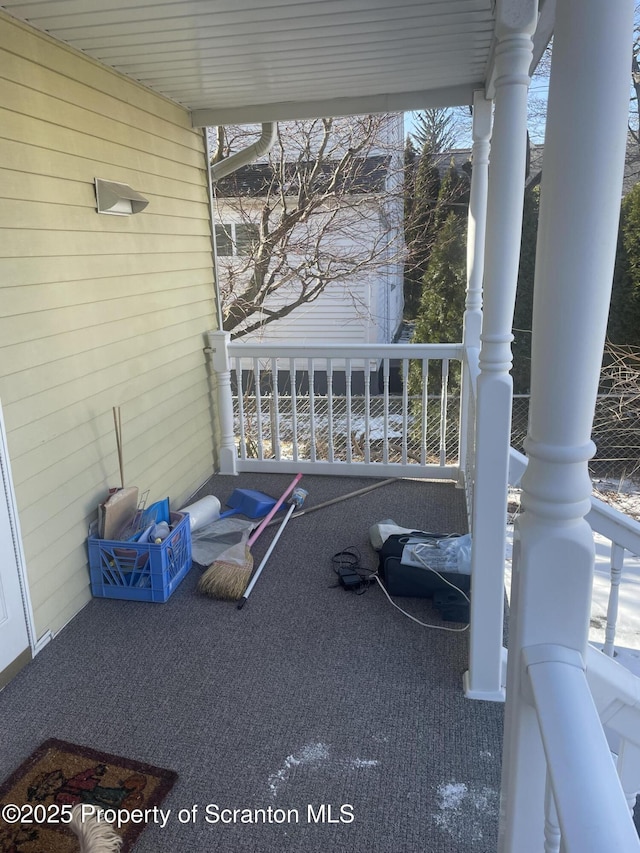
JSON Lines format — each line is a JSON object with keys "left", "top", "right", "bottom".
{"left": 0, "top": 12, "right": 218, "bottom": 638}
{"left": 240, "top": 278, "right": 375, "bottom": 345}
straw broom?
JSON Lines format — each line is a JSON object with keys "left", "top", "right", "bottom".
{"left": 197, "top": 473, "right": 302, "bottom": 600}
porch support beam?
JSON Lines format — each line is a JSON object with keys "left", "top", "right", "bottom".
{"left": 206, "top": 330, "right": 238, "bottom": 475}
{"left": 458, "top": 90, "right": 492, "bottom": 488}
{"left": 463, "top": 90, "right": 492, "bottom": 351}
{"left": 464, "top": 0, "right": 538, "bottom": 702}
{"left": 499, "top": 1, "right": 635, "bottom": 850}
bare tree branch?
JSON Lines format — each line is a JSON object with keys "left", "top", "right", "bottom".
{"left": 210, "top": 115, "right": 404, "bottom": 338}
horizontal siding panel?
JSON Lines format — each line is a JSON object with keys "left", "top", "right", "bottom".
{"left": 0, "top": 139, "right": 209, "bottom": 206}
{"left": 0, "top": 269, "right": 214, "bottom": 317}
{"left": 0, "top": 284, "right": 213, "bottom": 349}
{"left": 0, "top": 13, "right": 218, "bottom": 639}
{"left": 31, "top": 553, "right": 93, "bottom": 622}
{"left": 0, "top": 109, "right": 204, "bottom": 186}
{"left": 0, "top": 199, "right": 212, "bottom": 237}
{"left": 0, "top": 12, "right": 188, "bottom": 127}
{"left": 2, "top": 305, "right": 214, "bottom": 416}
{"left": 10, "top": 348, "right": 212, "bottom": 481}
{"left": 17, "top": 382, "right": 213, "bottom": 545}
{"left": 1, "top": 75, "right": 204, "bottom": 167}
{"left": 4, "top": 251, "right": 214, "bottom": 288}
{"left": 1, "top": 301, "right": 212, "bottom": 388}
{"left": 241, "top": 280, "right": 371, "bottom": 344}
{"left": 1, "top": 228, "right": 210, "bottom": 258}
{"left": 0, "top": 47, "right": 202, "bottom": 152}
{"left": 0, "top": 167, "right": 210, "bottom": 221}
{"left": 33, "top": 575, "right": 92, "bottom": 639}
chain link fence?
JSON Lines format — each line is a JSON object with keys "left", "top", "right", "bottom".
{"left": 235, "top": 393, "right": 461, "bottom": 466}
{"left": 512, "top": 395, "right": 640, "bottom": 483}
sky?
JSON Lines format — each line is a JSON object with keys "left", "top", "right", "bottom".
{"left": 403, "top": 46, "right": 551, "bottom": 151}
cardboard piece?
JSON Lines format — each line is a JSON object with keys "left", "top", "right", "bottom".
{"left": 99, "top": 487, "right": 139, "bottom": 540}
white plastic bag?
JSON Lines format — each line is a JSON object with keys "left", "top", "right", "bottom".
{"left": 437, "top": 534, "right": 472, "bottom": 574}
{"left": 190, "top": 517, "right": 254, "bottom": 565}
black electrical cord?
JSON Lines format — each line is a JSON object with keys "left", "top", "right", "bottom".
{"left": 330, "top": 547, "right": 376, "bottom": 594}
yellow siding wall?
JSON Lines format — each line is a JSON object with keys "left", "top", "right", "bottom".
{"left": 0, "top": 13, "right": 218, "bottom": 639}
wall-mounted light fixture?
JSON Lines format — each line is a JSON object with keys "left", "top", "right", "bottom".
{"left": 94, "top": 178, "right": 149, "bottom": 216}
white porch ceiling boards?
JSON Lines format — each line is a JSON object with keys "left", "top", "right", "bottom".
{"left": 1, "top": 0, "right": 499, "bottom": 125}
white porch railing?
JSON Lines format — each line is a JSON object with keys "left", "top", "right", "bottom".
{"left": 510, "top": 446, "right": 640, "bottom": 661}
{"left": 522, "top": 643, "right": 640, "bottom": 852}
{"left": 507, "top": 447, "right": 640, "bottom": 850}
{"left": 211, "top": 334, "right": 463, "bottom": 479}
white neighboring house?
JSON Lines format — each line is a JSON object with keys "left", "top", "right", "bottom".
{"left": 210, "top": 114, "right": 405, "bottom": 347}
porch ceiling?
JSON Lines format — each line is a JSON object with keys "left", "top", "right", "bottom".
{"left": 0, "top": 0, "right": 554, "bottom": 126}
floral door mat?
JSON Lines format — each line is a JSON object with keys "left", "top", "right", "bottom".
{"left": 0, "top": 738, "right": 177, "bottom": 852}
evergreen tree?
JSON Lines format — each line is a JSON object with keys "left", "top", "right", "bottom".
{"left": 410, "top": 108, "right": 460, "bottom": 153}
{"left": 609, "top": 182, "right": 640, "bottom": 347}
{"left": 407, "top": 159, "right": 470, "bottom": 397}
{"left": 512, "top": 184, "right": 540, "bottom": 393}
{"left": 413, "top": 210, "right": 467, "bottom": 345}
{"left": 408, "top": 207, "right": 467, "bottom": 398}
{"left": 403, "top": 139, "right": 443, "bottom": 319}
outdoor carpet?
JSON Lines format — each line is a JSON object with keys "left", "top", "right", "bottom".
{"left": 0, "top": 738, "right": 177, "bottom": 852}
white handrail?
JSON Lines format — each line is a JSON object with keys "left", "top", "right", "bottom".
{"left": 225, "top": 340, "right": 463, "bottom": 478}
{"left": 228, "top": 341, "right": 464, "bottom": 360}
{"left": 523, "top": 644, "right": 640, "bottom": 852}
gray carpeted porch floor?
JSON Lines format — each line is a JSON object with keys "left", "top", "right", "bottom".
{"left": 0, "top": 473, "right": 504, "bottom": 852}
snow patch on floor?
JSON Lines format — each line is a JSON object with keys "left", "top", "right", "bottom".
{"left": 347, "top": 758, "right": 379, "bottom": 768}
{"left": 267, "top": 743, "right": 379, "bottom": 797}
{"left": 267, "top": 742, "right": 330, "bottom": 797}
{"left": 432, "top": 780, "right": 499, "bottom": 843}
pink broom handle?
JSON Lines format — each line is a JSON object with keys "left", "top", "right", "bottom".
{"left": 247, "top": 473, "right": 302, "bottom": 547}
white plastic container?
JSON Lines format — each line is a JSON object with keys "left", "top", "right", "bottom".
{"left": 180, "top": 495, "right": 222, "bottom": 531}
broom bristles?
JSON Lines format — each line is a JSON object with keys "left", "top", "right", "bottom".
{"left": 198, "top": 546, "right": 253, "bottom": 600}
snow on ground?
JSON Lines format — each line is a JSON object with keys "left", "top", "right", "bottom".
{"left": 505, "top": 479, "right": 640, "bottom": 677}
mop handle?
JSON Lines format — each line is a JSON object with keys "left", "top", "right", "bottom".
{"left": 238, "top": 487, "right": 308, "bottom": 609}
{"left": 247, "top": 473, "right": 302, "bottom": 548}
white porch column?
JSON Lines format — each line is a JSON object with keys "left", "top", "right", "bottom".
{"left": 499, "top": 2, "right": 634, "bottom": 850}
{"left": 458, "top": 91, "right": 492, "bottom": 489}
{"left": 463, "top": 90, "right": 492, "bottom": 351}
{"left": 206, "top": 330, "right": 238, "bottom": 475}
{"left": 464, "top": 0, "right": 537, "bottom": 701}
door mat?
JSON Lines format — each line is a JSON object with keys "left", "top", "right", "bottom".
{"left": 0, "top": 738, "right": 177, "bottom": 852}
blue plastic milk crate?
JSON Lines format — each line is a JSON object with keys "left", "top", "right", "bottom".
{"left": 88, "top": 512, "right": 192, "bottom": 602}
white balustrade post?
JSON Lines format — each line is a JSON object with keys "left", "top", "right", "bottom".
{"left": 206, "top": 330, "right": 238, "bottom": 475}
{"left": 464, "top": 91, "right": 492, "bottom": 352}
{"left": 458, "top": 92, "right": 492, "bottom": 488}
{"left": 499, "top": 2, "right": 634, "bottom": 851}
{"left": 604, "top": 542, "right": 625, "bottom": 657}
{"left": 464, "top": 0, "right": 538, "bottom": 701}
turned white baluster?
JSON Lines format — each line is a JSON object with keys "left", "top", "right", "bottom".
{"left": 604, "top": 542, "right": 625, "bottom": 657}
{"left": 465, "top": 0, "right": 537, "bottom": 702}
{"left": 206, "top": 330, "right": 237, "bottom": 474}
{"left": 459, "top": 92, "right": 492, "bottom": 489}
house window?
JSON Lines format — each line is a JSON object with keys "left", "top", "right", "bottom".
{"left": 215, "top": 223, "right": 259, "bottom": 257}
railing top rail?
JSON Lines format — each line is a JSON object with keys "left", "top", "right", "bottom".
{"left": 227, "top": 341, "right": 464, "bottom": 360}
{"left": 586, "top": 498, "right": 640, "bottom": 558}
{"left": 524, "top": 643, "right": 640, "bottom": 853}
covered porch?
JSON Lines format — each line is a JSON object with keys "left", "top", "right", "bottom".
{"left": 1, "top": 1, "right": 640, "bottom": 851}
